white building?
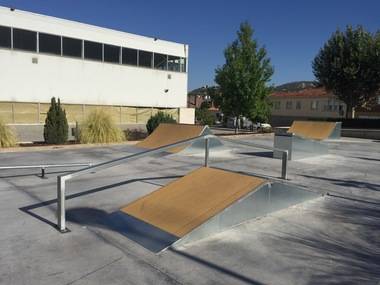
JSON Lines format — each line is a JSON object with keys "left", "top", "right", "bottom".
{"left": 0, "top": 6, "right": 193, "bottom": 141}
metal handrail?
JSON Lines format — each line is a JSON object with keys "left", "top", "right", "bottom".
{"left": 57, "top": 134, "right": 212, "bottom": 232}
{"left": 56, "top": 134, "right": 288, "bottom": 232}
{"left": 0, "top": 163, "right": 92, "bottom": 178}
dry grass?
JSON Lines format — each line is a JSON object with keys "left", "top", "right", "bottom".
{"left": 79, "top": 109, "right": 125, "bottom": 144}
{"left": 0, "top": 120, "right": 17, "bottom": 147}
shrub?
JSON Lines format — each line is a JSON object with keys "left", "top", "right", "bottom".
{"left": 0, "top": 120, "right": 17, "bottom": 147}
{"left": 79, "top": 109, "right": 124, "bottom": 143}
{"left": 195, "top": 108, "right": 215, "bottom": 126}
{"left": 44, "top": 97, "right": 68, "bottom": 144}
{"left": 146, "top": 111, "right": 176, "bottom": 134}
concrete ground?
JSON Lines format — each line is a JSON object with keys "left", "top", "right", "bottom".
{"left": 0, "top": 134, "right": 379, "bottom": 284}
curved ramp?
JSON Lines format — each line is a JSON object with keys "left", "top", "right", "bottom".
{"left": 136, "top": 123, "right": 223, "bottom": 154}
{"left": 287, "top": 121, "right": 340, "bottom": 140}
{"left": 114, "top": 167, "right": 319, "bottom": 252}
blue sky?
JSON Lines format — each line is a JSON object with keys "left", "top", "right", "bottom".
{"left": 0, "top": 0, "right": 379, "bottom": 90}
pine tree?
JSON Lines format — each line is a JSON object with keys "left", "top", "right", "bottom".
{"left": 44, "top": 97, "right": 68, "bottom": 144}
{"left": 215, "top": 22, "right": 274, "bottom": 131}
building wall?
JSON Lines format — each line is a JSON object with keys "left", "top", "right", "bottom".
{"left": 0, "top": 7, "right": 188, "bottom": 108}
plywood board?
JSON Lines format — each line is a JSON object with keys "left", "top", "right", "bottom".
{"left": 288, "top": 121, "right": 336, "bottom": 140}
{"left": 121, "top": 167, "right": 267, "bottom": 237}
{"left": 136, "top": 123, "right": 204, "bottom": 153}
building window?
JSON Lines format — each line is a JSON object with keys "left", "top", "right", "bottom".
{"left": 13, "top": 28, "right": 37, "bottom": 52}
{"left": 296, "top": 101, "right": 301, "bottom": 110}
{"left": 273, "top": 101, "right": 281, "bottom": 110}
{"left": 122, "top": 47, "right": 137, "bottom": 65}
{"left": 180, "top": 57, "right": 186, "bottom": 72}
{"left": 168, "top": 55, "right": 180, "bottom": 71}
{"left": 62, "top": 37, "right": 82, "bottom": 58}
{"left": 0, "top": 26, "right": 11, "bottom": 48}
{"left": 139, "top": 50, "right": 152, "bottom": 68}
{"left": 39, "top": 33, "right": 61, "bottom": 55}
{"left": 103, "top": 44, "right": 120, "bottom": 63}
{"left": 286, "top": 101, "right": 293, "bottom": 109}
{"left": 154, "top": 53, "right": 167, "bottom": 70}
{"left": 84, "top": 40, "right": 103, "bottom": 61}
{"left": 311, "top": 100, "right": 318, "bottom": 110}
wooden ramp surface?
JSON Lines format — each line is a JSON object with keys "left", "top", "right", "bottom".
{"left": 136, "top": 123, "right": 205, "bottom": 153}
{"left": 121, "top": 167, "right": 267, "bottom": 237}
{"left": 287, "top": 121, "right": 336, "bottom": 140}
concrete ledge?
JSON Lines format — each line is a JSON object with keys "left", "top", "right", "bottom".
{"left": 342, "top": 129, "right": 380, "bottom": 140}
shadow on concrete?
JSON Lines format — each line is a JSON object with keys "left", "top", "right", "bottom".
{"left": 168, "top": 248, "right": 265, "bottom": 285}
{"left": 300, "top": 174, "right": 380, "bottom": 192}
{"left": 239, "top": 151, "right": 273, "bottom": 158}
{"left": 262, "top": 198, "right": 380, "bottom": 284}
{"left": 19, "top": 175, "right": 182, "bottom": 230}
{"left": 350, "top": 156, "right": 380, "bottom": 162}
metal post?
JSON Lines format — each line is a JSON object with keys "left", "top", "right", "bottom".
{"left": 281, "top": 150, "right": 288, "bottom": 180}
{"left": 204, "top": 138, "right": 209, "bottom": 167}
{"left": 57, "top": 176, "right": 68, "bottom": 232}
{"left": 41, "top": 167, "right": 46, "bottom": 179}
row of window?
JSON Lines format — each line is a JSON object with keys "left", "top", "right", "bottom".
{"left": 0, "top": 25, "right": 186, "bottom": 72}
{"left": 273, "top": 100, "right": 344, "bottom": 112}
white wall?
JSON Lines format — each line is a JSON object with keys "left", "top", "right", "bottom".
{"left": 0, "top": 49, "right": 187, "bottom": 107}
{"left": 0, "top": 6, "right": 188, "bottom": 108}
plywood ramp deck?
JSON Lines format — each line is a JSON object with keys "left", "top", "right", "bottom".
{"left": 288, "top": 121, "right": 336, "bottom": 140}
{"left": 121, "top": 167, "right": 267, "bottom": 237}
{"left": 136, "top": 123, "right": 205, "bottom": 153}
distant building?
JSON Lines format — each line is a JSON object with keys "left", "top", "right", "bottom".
{"left": 269, "top": 87, "right": 346, "bottom": 126}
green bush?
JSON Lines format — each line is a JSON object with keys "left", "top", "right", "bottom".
{"left": 44, "top": 97, "right": 68, "bottom": 144}
{"left": 146, "top": 111, "right": 176, "bottom": 134}
{"left": 195, "top": 108, "right": 215, "bottom": 126}
{"left": 0, "top": 119, "right": 17, "bottom": 147}
{"left": 79, "top": 109, "right": 124, "bottom": 143}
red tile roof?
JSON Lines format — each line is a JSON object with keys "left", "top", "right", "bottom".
{"left": 271, "top": 87, "right": 333, "bottom": 98}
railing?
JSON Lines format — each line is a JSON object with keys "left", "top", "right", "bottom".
{"left": 0, "top": 163, "right": 92, "bottom": 178}
{"left": 56, "top": 134, "right": 288, "bottom": 232}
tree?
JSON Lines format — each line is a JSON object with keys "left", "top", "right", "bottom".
{"left": 313, "top": 25, "right": 380, "bottom": 118}
{"left": 215, "top": 22, "right": 274, "bottom": 132}
{"left": 44, "top": 97, "right": 68, "bottom": 144}
{"left": 146, "top": 111, "right": 176, "bottom": 134}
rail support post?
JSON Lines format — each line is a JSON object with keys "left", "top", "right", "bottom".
{"left": 204, "top": 138, "right": 210, "bottom": 167}
{"left": 41, "top": 167, "right": 46, "bottom": 179}
{"left": 281, "top": 150, "right": 288, "bottom": 180}
{"left": 57, "top": 176, "right": 68, "bottom": 233}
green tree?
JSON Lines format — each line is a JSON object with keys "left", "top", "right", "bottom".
{"left": 146, "top": 111, "right": 176, "bottom": 134}
{"left": 44, "top": 97, "right": 68, "bottom": 144}
{"left": 215, "top": 22, "right": 274, "bottom": 131}
{"left": 313, "top": 26, "right": 380, "bottom": 118}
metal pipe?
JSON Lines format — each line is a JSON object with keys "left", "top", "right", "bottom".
{"left": 57, "top": 176, "right": 67, "bottom": 232}
{"left": 0, "top": 163, "right": 91, "bottom": 170}
{"left": 204, "top": 138, "right": 209, "bottom": 167}
{"left": 41, "top": 168, "right": 46, "bottom": 179}
{"left": 281, "top": 151, "right": 288, "bottom": 180}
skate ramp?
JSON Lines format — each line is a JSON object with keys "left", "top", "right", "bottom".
{"left": 114, "top": 167, "right": 319, "bottom": 252}
{"left": 287, "top": 121, "right": 341, "bottom": 140}
{"left": 136, "top": 123, "right": 223, "bottom": 154}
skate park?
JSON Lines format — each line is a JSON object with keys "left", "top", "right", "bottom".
{"left": 0, "top": 123, "right": 379, "bottom": 285}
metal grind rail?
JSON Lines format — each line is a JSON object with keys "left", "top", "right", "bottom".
{"left": 56, "top": 134, "right": 289, "bottom": 232}
{"left": 0, "top": 163, "right": 92, "bottom": 178}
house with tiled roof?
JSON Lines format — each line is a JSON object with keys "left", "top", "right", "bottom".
{"left": 269, "top": 87, "right": 346, "bottom": 126}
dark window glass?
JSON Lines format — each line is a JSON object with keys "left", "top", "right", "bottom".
{"left": 154, "top": 53, "right": 167, "bottom": 70}
{"left": 13, "top": 28, "right": 37, "bottom": 52}
{"left": 104, "top": 44, "right": 120, "bottom": 63}
{"left": 62, "top": 37, "right": 82, "bottom": 58}
{"left": 0, "top": 26, "right": 11, "bottom": 48}
{"left": 139, "top": 50, "right": 152, "bottom": 68}
{"left": 84, "top": 40, "right": 103, "bottom": 61}
{"left": 122, "top": 47, "right": 137, "bottom": 65}
{"left": 168, "top": 55, "right": 180, "bottom": 72}
{"left": 39, "top": 33, "right": 61, "bottom": 55}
